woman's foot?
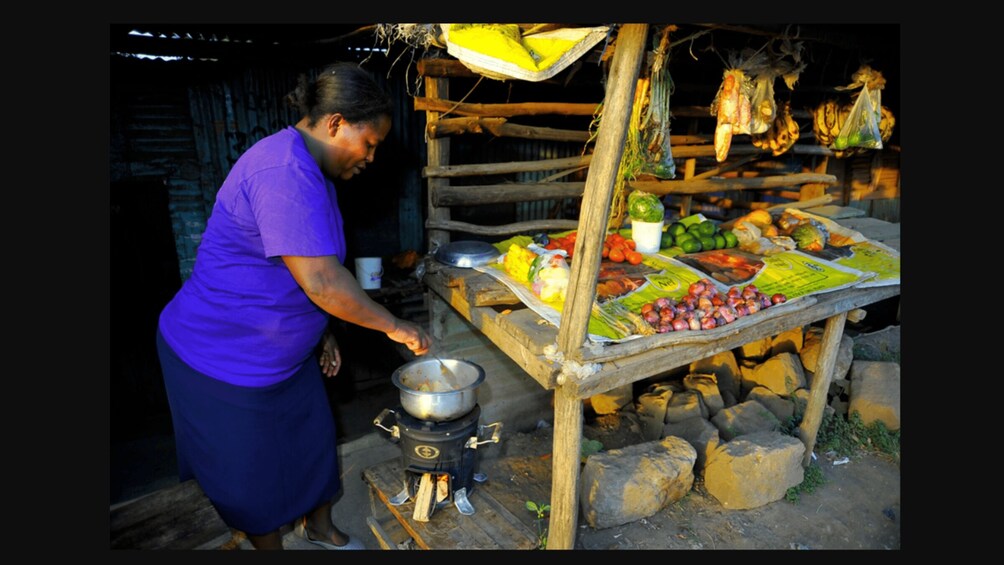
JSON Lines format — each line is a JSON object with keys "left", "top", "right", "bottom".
{"left": 303, "top": 517, "right": 350, "bottom": 547}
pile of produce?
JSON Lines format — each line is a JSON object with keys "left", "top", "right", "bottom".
{"left": 639, "top": 278, "right": 787, "bottom": 333}
{"left": 540, "top": 231, "right": 644, "bottom": 264}
{"left": 730, "top": 209, "right": 834, "bottom": 255}
{"left": 662, "top": 219, "right": 739, "bottom": 254}
{"left": 501, "top": 243, "right": 570, "bottom": 303}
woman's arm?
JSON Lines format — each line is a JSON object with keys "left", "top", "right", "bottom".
{"left": 282, "top": 254, "right": 429, "bottom": 355}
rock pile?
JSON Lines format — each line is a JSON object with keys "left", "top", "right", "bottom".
{"left": 577, "top": 324, "right": 900, "bottom": 527}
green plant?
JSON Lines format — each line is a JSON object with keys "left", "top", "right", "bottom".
{"left": 815, "top": 411, "right": 900, "bottom": 460}
{"left": 580, "top": 438, "right": 604, "bottom": 463}
{"left": 785, "top": 462, "right": 825, "bottom": 503}
{"left": 525, "top": 500, "right": 551, "bottom": 549}
{"left": 778, "top": 414, "right": 800, "bottom": 436}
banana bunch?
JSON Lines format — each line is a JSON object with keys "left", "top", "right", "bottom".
{"left": 751, "top": 101, "right": 800, "bottom": 156}
{"left": 813, "top": 100, "right": 896, "bottom": 158}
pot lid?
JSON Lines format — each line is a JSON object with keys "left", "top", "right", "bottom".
{"left": 434, "top": 240, "right": 500, "bottom": 268}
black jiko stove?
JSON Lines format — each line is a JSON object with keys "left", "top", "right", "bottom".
{"left": 374, "top": 404, "right": 502, "bottom": 521}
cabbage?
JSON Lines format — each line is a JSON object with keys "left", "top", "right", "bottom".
{"left": 627, "top": 191, "right": 664, "bottom": 223}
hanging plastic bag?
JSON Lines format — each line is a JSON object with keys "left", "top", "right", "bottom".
{"left": 527, "top": 246, "right": 570, "bottom": 303}
{"left": 710, "top": 68, "right": 753, "bottom": 161}
{"left": 832, "top": 83, "right": 882, "bottom": 151}
{"left": 638, "top": 26, "right": 676, "bottom": 179}
{"left": 749, "top": 74, "right": 776, "bottom": 135}
{"left": 830, "top": 65, "right": 886, "bottom": 152}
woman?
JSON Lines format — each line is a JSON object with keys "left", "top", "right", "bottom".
{"left": 156, "top": 62, "right": 430, "bottom": 550}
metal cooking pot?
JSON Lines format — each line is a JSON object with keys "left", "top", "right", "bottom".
{"left": 391, "top": 357, "right": 485, "bottom": 421}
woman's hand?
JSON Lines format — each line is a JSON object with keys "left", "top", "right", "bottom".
{"left": 319, "top": 330, "right": 342, "bottom": 377}
{"left": 387, "top": 319, "right": 430, "bottom": 356}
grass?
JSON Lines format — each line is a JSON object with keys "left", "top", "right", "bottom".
{"left": 815, "top": 411, "right": 900, "bottom": 460}
{"left": 784, "top": 410, "right": 900, "bottom": 502}
{"left": 785, "top": 462, "right": 824, "bottom": 503}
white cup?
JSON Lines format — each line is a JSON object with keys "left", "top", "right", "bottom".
{"left": 354, "top": 257, "right": 383, "bottom": 290}
{"left": 631, "top": 220, "right": 664, "bottom": 254}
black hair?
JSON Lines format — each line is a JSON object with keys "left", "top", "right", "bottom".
{"left": 285, "top": 62, "right": 392, "bottom": 128}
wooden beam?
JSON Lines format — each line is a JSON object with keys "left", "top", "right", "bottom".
{"left": 425, "top": 218, "right": 579, "bottom": 236}
{"left": 427, "top": 116, "right": 592, "bottom": 142}
{"left": 433, "top": 182, "right": 585, "bottom": 206}
{"left": 630, "top": 173, "right": 837, "bottom": 195}
{"left": 425, "top": 76, "right": 451, "bottom": 251}
{"left": 414, "top": 97, "right": 599, "bottom": 117}
{"left": 424, "top": 155, "right": 592, "bottom": 178}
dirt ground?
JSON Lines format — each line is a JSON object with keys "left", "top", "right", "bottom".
{"left": 488, "top": 415, "right": 901, "bottom": 550}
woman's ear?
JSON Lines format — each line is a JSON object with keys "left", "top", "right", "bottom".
{"left": 326, "top": 113, "right": 344, "bottom": 138}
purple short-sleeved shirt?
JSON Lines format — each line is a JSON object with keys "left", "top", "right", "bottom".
{"left": 159, "top": 126, "right": 346, "bottom": 387}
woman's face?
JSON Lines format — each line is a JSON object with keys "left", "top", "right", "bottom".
{"left": 325, "top": 114, "right": 391, "bottom": 181}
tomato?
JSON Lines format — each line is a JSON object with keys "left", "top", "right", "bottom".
{"left": 601, "top": 245, "right": 610, "bottom": 258}
{"left": 609, "top": 247, "right": 625, "bottom": 263}
{"left": 625, "top": 239, "right": 636, "bottom": 250}
{"left": 626, "top": 250, "right": 643, "bottom": 265}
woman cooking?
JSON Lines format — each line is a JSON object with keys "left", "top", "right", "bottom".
{"left": 156, "top": 61, "right": 430, "bottom": 550}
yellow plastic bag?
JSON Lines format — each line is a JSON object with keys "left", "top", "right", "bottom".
{"left": 441, "top": 24, "right": 609, "bottom": 82}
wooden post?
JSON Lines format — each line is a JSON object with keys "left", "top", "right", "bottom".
{"left": 679, "top": 158, "right": 696, "bottom": 217}
{"left": 797, "top": 311, "right": 848, "bottom": 467}
{"left": 549, "top": 23, "right": 649, "bottom": 551}
{"left": 546, "top": 386, "right": 584, "bottom": 550}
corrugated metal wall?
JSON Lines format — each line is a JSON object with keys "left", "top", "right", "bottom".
{"left": 112, "top": 57, "right": 427, "bottom": 280}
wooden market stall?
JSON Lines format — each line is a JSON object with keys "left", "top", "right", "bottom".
{"left": 414, "top": 24, "right": 901, "bottom": 549}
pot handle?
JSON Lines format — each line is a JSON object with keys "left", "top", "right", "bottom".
{"left": 465, "top": 421, "right": 503, "bottom": 449}
{"left": 373, "top": 408, "right": 400, "bottom": 439}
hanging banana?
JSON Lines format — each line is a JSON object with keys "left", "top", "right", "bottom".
{"left": 752, "top": 101, "right": 800, "bottom": 156}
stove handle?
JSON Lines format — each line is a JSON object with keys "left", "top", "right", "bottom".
{"left": 466, "top": 421, "right": 503, "bottom": 449}
{"left": 373, "top": 408, "right": 400, "bottom": 440}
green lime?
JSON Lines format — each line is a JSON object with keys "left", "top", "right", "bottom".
{"left": 714, "top": 233, "right": 726, "bottom": 249}
{"left": 675, "top": 231, "right": 694, "bottom": 244}
{"left": 699, "top": 236, "right": 716, "bottom": 251}
{"left": 660, "top": 232, "right": 674, "bottom": 249}
{"left": 680, "top": 239, "right": 702, "bottom": 253}
{"left": 687, "top": 224, "right": 703, "bottom": 237}
{"left": 723, "top": 230, "right": 739, "bottom": 248}
{"left": 699, "top": 220, "right": 717, "bottom": 237}
{"left": 668, "top": 222, "right": 687, "bottom": 237}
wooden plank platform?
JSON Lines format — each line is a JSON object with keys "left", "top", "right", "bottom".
{"left": 364, "top": 457, "right": 541, "bottom": 550}
{"left": 110, "top": 479, "right": 234, "bottom": 550}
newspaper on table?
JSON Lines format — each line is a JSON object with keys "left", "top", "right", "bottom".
{"left": 476, "top": 212, "right": 897, "bottom": 343}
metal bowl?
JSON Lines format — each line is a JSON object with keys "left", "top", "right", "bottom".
{"left": 433, "top": 240, "right": 500, "bottom": 268}
{"left": 392, "top": 358, "right": 485, "bottom": 421}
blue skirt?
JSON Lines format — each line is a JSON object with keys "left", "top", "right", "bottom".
{"left": 156, "top": 330, "right": 341, "bottom": 535}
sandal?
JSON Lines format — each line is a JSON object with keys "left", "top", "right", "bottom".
{"left": 294, "top": 517, "right": 365, "bottom": 550}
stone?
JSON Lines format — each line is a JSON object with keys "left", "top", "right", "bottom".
{"left": 636, "top": 387, "right": 673, "bottom": 441}
{"left": 770, "top": 327, "right": 804, "bottom": 357}
{"left": 736, "top": 337, "right": 772, "bottom": 361}
{"left": 682, "top": 373, "right": 724, "bottom": 416}
{"left": 848, "top": 361, "right": 900, "bottom": 431}
{"left": 662, "top": 416, "right": 720, "bottom": 475}
{"left": 748, "top": 352, "right": 806, "bottom": 396}
{"left": 800, "top": 326, "right": 854, "bottom": 381}
{"left": 709, "top": 399, "right": 780, "bottom": 441}
{"left": 704, "top": 431, "right": 805, "bottom": 510}
{"left": 746, "top": 386, "right": 795, "bottom": 423}
{"left": 664, "top": 390, "right": 708, "bottom": 423}
{"left": 579, "top": 436, "right": 696, "bottom": 529}
{"left": 587, "top": 383, "right": 634, "bottom": 415}
{"left": 689, "top": 351, "right": 742, "bottom": 400}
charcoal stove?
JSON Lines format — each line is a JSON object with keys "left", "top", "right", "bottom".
{"left": 374, "top": 404, "right": 502, "bottom": 521}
